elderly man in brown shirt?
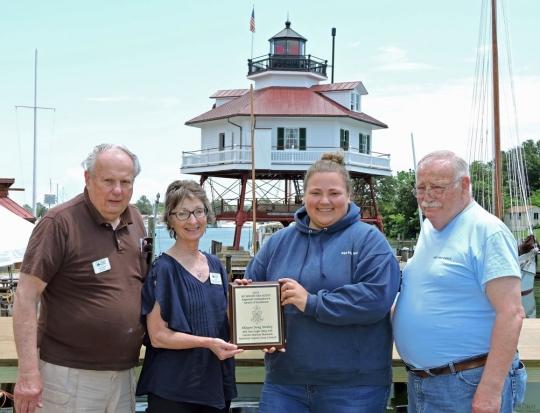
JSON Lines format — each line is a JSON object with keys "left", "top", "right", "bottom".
{"left": 13, "top": 144, "right": 150, "bottom": 413}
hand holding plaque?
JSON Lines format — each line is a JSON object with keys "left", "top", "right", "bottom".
{"left": 228, "top": 281, "right": 285, "bottom": 350}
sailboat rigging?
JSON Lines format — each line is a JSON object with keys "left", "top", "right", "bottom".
{"left": 467, "top": 0, "right": 537, "bottom": 317}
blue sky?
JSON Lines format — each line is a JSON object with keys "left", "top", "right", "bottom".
{"left": 1, "top": 0, "right": 539, "bottom": 208}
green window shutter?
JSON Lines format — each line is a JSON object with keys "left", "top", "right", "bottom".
{"left": 359, "top": 133, "right": 363, "bottom": 153}
{"left": 343, "top": 130, "right": 349, "bottom": 151}
{"left": 299, "top": 128, "right": 306, "bottom": 151}
{"left": 340, "top": 129, "right": 345, "bottom": 148}
{"left": 277, "top": 127, "right": 284, "bottom": 150}
{"left": 367, "top": 135, "right": 371, "bottom": 153}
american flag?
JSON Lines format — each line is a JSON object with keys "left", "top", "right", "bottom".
{"left": 250, "top": 8, "right": 255, "bottom": 33}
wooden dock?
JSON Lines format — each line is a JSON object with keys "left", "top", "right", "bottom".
{"left": 2, "top": 318, "right": 540, "bottom": 381}
{"left": 2, "top": 318, "right": 540, "bottom": 410}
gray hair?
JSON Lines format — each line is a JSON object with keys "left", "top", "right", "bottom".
{"left": 163, "top": 180, "right": 215, "bottom": 239}
{"left": 82, "top": 144, "right": 141, "bottom": 178}
{"left": 417, "top": 150, "right": 469, "bottom": 180}
{"left": 304, "top": 150, "right": 351, "bottom": 194}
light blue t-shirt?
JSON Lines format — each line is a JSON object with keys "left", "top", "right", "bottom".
{"left": 393, "top": 201, "right": 521, "bottom": 369}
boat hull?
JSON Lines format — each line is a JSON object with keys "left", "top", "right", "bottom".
{"left": 520, "top": 249, "right": 536, "bottom": 318}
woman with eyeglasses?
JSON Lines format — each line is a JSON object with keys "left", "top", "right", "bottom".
{"left": 136, "top": 180, "right": 243, "bottom": 413}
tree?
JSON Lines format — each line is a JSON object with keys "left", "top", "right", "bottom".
{"left": 213, "top": 199, "right": 234, "bottom": 214}
{"left": 157, "top": 202, "right": 164, "bottom": 215}
{"left": 36, "top": 203, "right": 48, "bottom": 218}
{"left": 373, "top": 170, "right": 419, "bottom": 239}
{"left": 135, "top": 195, "right": 153, "bottom": 215}
{"left": 518, "top": 139, "right": 540, "bottom": 193}
{"left": 23, "top": 204, "right": 32, "bottom": 213}
{"left": 530, "top": 189, "right": 540, "bottom": 209}
{"left": 470, "top": 160, "right": 494, "bottom": 210}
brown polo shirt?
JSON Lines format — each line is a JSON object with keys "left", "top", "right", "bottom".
{"left": 20, "top": 188, "right": 149, "bottom": 370}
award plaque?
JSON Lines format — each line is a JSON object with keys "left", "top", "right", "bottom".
{"left": 229, "top": 282, "right": 285, "bottom": 350}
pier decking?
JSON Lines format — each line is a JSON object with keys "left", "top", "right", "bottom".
{"left": 2, "top": 318, "right": 540, "bottom": 410}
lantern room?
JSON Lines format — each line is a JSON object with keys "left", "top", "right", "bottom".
{"left": 247, "top": 20, "right": 328, "bottom": 87}
{"left": 269, "top": 20, "right": 306, "bottom": 56}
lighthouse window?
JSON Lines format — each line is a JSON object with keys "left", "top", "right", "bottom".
{"left": 277, "top": 127, "right": 306, "bottom": 150}
{"left": 274, "top": 40, "right": 286, "bottom": 55}
{"left": 273, "top": 39, "right": 302, "bottom": 55}
{"left": 340, "top": 129, "right": 349, "bottom": 151}
{"left": 219, "top": 133, "right": 225, "bottom": 150}
{"left": 285, "top": 128, "right": 299, "bottom": 149}
{"left": 288, "top": 40, "right": 300, "bottom": 55}
{"left": 359, "top": 134, "right": 371, "bottom": 154}
{"left": 350, "top": 93, "right": 360, "bottom": 111}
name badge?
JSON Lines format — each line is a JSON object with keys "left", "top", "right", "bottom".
{"left": 92, "top": 257, "right": 111, "bottom": 274}
{"left": 209, "top": 272, "right": 222, "bottom": 285}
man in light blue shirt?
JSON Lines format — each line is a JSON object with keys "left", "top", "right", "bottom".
{"left": 393, "top": 150, "right": 527, "bottom": 412}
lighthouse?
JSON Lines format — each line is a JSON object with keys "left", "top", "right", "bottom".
{"left": 183, "top": 20, "right": 391, "bottom": 251}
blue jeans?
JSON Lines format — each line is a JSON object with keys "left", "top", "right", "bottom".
{"left": 407, "top": 352, "right": 527, "bottom": 412}
{"left": 257, "top": 382, "right": 390, "bottom": 413}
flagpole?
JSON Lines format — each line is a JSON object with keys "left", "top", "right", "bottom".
{"left": 250, "top": 6, "right": 255, "bottom": 60}
{"left": 250, "top": 84, "right": 257, "bottom": 255}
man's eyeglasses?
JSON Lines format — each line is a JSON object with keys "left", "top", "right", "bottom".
{"left": 412, "top": 177, "right": 463, "bottom": 199}
{"left": 169, "top": 207, "right": 208, "bottom": 221}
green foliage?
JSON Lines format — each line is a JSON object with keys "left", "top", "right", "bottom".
{"left": 473, "top": 139, "right": 540, "bottom": 210}
{"left": 36, "top": 202, "right": 48, "bottom": 218}
{"left": 376, "top": 138, "right": 540, "bottom": 239}
{"left": 373, "top": 170, "right": 420, "bottom": 238}
{"left": 530, "top": 190, "right": 540, "bottom": 208}
{"left": 213, "top": 199, "right": 234, "bottom": 214}
{"left": 157, "top": 202, "right": 164, "bottom": 214}
{"left": 135, "top": 195, "right": 153, "bottom": 215}
{"left": 514, "top": 140, "right": 540, "bottom": 193}
{"left": 257, "top": 198, "right": 273, "bottom": 204}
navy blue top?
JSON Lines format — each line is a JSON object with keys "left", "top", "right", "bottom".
{"left": 135, "top": 252, "right": 237, "bottom": 409}
{"left": 245, "top": 204, "right": 401, "bottom": 386}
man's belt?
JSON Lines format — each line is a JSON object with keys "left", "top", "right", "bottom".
{"left": 406, "top": 354, "right": 488, "bottom": 378}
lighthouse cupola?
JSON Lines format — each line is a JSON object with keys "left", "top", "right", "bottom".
{"left": 248, "top": 20, "right": 327, "bottom": 88}
{"left": 269, "top": 20, "right": 306, "bottom": 56}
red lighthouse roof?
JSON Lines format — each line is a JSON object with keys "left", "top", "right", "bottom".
{"left": 186, "top": 85, "right": 387, "bottom": 128}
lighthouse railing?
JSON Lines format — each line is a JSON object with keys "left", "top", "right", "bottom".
{"left": 248, "top": 54, "right": 327, "bottom": 76}
{"left": 182, "top": 146, "right": 390, "bottom": 171}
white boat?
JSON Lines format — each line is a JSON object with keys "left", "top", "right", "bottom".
{"left": 216, "top": 221, "right": 237, "bottom": 228}
{"left": 257, "top": 222, "right": 283, "bottom": 248}
{"left": 249, "top": 222, "right": 284, "bottom": 256}
{"left": 519, "top": 247, "right": 536, "bottom": 318}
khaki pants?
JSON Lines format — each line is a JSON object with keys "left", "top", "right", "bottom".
{"left": 38, "top": 359, "right": 136, "bottom": 413}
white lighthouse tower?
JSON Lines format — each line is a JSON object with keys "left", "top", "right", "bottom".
{"left": 182, "top": 20, "right": 392, "bottom": 250}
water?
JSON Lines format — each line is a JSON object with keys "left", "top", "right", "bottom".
{"left": 152, "top": 226, "right": 254, "bottom": 255}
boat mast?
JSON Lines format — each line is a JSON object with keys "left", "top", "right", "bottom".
{"left": 491, "top": 0, "right": 503, "bottom": 219}
{"left": 15, "top": 50, "right": 55, "bottom": 217}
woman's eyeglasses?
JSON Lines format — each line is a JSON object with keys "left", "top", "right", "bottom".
{"left": 169, "top": 207, "right": 208, "bottom": 221}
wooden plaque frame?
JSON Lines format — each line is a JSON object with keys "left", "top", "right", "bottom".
{"left": 229, "top": 282, "right": 285, "bottom": 350}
